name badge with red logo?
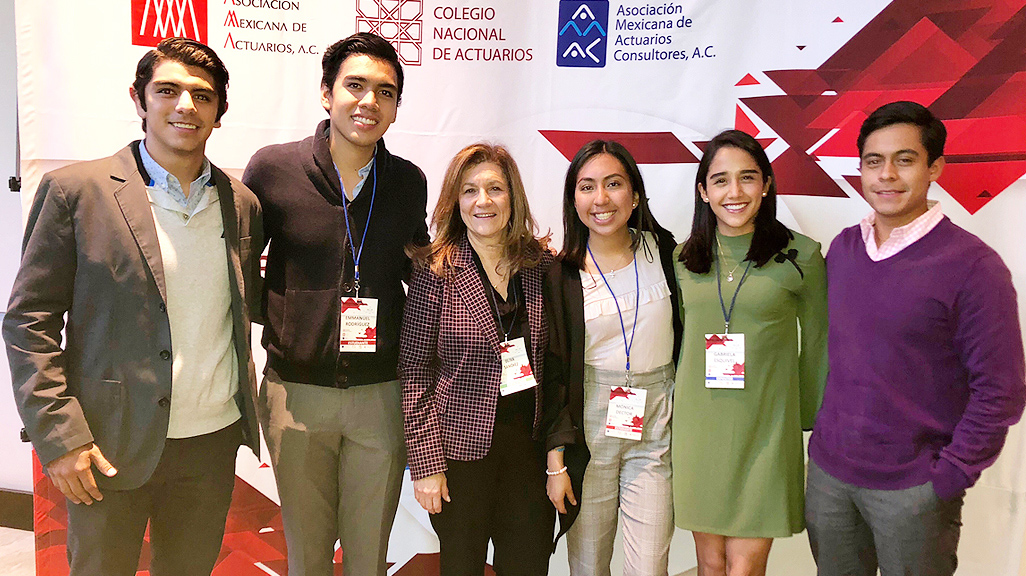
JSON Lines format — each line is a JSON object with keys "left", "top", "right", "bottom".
{"left": 705, "top": 333, "right": 745, "bottom": 389}
{"left": 340, "top": 297, "right": 378, "bottom": 353}
{"left": 605, "top": 386, "right": 646, "bottom": 441}
{"left": 499, "top": 337, "right": 537, "bottom": 396}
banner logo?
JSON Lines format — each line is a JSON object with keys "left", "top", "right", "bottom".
{"left": 356, "top": 0, "right": 424, "bottom": 65}
{"left": 556, "top": 0, "right": 608, "bottom": 68}
{"left": 131, "top": 0, "right": 208, "bottom": 47}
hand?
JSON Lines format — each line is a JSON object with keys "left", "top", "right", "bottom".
{"left": 45, "top": 443, "right": 117, "bottom": 505}
{"left": 413, "top": 472, "right": 449, "bottom": 514}
{"left": 546, "top": 470, "right": 576, "bottom": 514}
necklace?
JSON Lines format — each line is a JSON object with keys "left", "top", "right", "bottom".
{"left": 587, "top": 241, "right": 634, "bottom": 280}
{"left": 717, "top": 242, "right": 743, "bottom": 282}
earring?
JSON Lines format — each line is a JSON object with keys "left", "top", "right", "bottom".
{"left": 762, "top": 192, "right": 767, "bottom": 197}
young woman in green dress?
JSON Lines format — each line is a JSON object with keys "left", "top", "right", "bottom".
{"left": 673, "top": 130, "right": 829, "bottom": 576}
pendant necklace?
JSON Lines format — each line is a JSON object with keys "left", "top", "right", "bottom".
{"left": 717, "top": 242, "right": 743, "bottom": 282}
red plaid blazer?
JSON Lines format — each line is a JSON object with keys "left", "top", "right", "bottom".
{"left": 400, "top": 237, "right": 552, "bottom": 480}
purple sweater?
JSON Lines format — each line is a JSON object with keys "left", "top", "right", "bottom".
{"left": 809, "top": 217, "right": 1025, "bottom": 500}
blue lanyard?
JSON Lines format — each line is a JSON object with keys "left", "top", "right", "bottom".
{"left": 587, "top": 245, "right": 639, "bottom": 382}
{"left": 714, "top": 239, "right": 753, "bottom": 334}
{"left": 338, "top": 161, "right": 377, "bottom": 296}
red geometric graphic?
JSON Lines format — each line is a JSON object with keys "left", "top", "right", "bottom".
{"left": 540, "top": 131, "right": 700, "bottom": 164}
{"left": 744, "top": 0, "right": 1026, "bottom": 213}
{"left": 131, "top": 0, "right": 207, "bottom": 47}
{"left": 356, "top": 0, "right": 424, "bottom": 65}
{"left": 735, "top": 105, "right": 760, "bottom": 137}
{"left": 735, "top": 73, "right": 760, "bottom": 86}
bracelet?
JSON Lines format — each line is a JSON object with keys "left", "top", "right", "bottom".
{"left": 546, "top": 466, "right": 568, "bottom": 476}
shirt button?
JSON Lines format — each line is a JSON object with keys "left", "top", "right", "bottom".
{"left": 336, "top": 374, "right": 348, "bottom": 387}
{"left": 158, "top": 397, "right": 170, "bottom": 408}
{"left": 160, "top": 350, "right": 171, "bottom": 360}
{"left": 159, "top": 302, "right": 167, "bottom": 313}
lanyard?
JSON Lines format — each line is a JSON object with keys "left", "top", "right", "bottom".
{"left": 715, "top": 239, "right": 753, "bottom": 334}
{"left": 338, "top": 161, "right": 377, "bottom": 297}
{"left": 587, "top": 245, "right": 639, "bottom": 381}
{"left": 483, "top": 274, "right": 519, "bottom": 343}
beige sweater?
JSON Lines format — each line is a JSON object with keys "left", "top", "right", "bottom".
{"left": 148, "top": 188, "right": 240, "bottom": 439}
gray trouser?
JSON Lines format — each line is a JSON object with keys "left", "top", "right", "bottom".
{"left": 567, "top": 363, "right": 675, "bottom": 576}
{"left": 258, "top": 372, "right": 406, "bottom": 576}
{"left": 805, "top": 460, "right": 963, "bottom": 576}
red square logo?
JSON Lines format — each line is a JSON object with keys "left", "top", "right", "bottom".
{"left": 131, "top": 0, "right": 208, "bottom": 47}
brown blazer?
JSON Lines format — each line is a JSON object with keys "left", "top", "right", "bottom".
{"left": 2, "top": 142, "right": 263, "bottom": 490}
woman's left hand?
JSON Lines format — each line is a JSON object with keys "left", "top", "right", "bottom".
{"left": 546, "top": 471, "right": 576, "bottom": 514}
{"left": 413, "top": 472, "right": 450, "bottom": 514}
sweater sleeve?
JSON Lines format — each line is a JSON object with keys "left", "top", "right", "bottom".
{"left": 401, "top": 165, "right": 430, "bottom": 284}
{"left": 399, "top": 266, "right": 447, "bottom": 480}
{"left": 931, "top": 251, "right": 1026, "bottom": 500}
{"left": 241, "top": 148, "right": 276, "bottom": 256}
{"left": 241, "top": 149, "right": 279, "bottom": 326}
{"left": 797, "top": 241, "right": 829, "bottom": 431}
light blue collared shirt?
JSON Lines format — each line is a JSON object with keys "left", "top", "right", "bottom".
{"left": 139, "top": 141, "right": 216, "bottom": 220}
{"left": 335, "top": 152, "right": 376, "bottom": 201}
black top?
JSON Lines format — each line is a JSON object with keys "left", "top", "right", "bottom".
{"left": 471, "top": 250, "right": 536, "bottom": 431}
{"left": 243, "top": 120, "right": 429, "bottom": 388}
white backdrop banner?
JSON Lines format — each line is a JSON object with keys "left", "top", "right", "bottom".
{"left": 12, "top": 0, "right": 1026, "bottom": 574}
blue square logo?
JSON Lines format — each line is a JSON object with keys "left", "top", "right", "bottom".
{"left": 556, "top": 1, "right": 608, "bottom": 68}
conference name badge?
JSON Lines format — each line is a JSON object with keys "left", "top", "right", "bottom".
{"left": 340, "top": 297, "right": 378, "bottom": 352}
{"left": 499, "top": 337, "right": 537, "bottom": 396}
{"left": 705, "top": 333, "right": 745, "bottom": 389}
{"left": 605, "top": 386, "right": 646, "bottom": 441}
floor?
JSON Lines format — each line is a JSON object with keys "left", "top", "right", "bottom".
{"left": 0, "top": 526, "right": 34, "bottom": 576}
{"left": 0, "top": 525, "right": 821, "bottom": 576}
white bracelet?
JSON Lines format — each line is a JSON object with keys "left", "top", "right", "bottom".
{"left": 546, "top": 466, "right": 568, "bottom": 476}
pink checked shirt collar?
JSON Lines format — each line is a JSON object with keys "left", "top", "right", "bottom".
{"left": 860, "top": 201, "right": 943, "bottom": 262}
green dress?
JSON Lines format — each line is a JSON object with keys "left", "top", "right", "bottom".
{"left": 671, "top": 230, "right": 828, "bottom": 537}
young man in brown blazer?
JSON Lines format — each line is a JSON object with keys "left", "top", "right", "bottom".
{"left": 3, "top": 38, "right": 262, "bottom": 576}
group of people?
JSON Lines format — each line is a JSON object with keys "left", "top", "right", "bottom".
{"left": 3, "top": 30, "right": 1024, "bottom": 576}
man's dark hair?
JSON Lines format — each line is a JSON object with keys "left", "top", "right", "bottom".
{"left": 857, "top": 101, "right": 946, "bottom": 165}
{"left": 321, "top": 33, "right": 404, "bottom": 105}
{"left": 133, "top": 37, "right": 230, "bottom": 131}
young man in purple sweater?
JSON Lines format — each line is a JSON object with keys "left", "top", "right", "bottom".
{"left": 805, "top": 101, "right": 1026, "bottom": 575}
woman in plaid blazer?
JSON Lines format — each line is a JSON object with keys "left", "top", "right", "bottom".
{"left": 400, "top": 143, "right": 556, "bottom": 575}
